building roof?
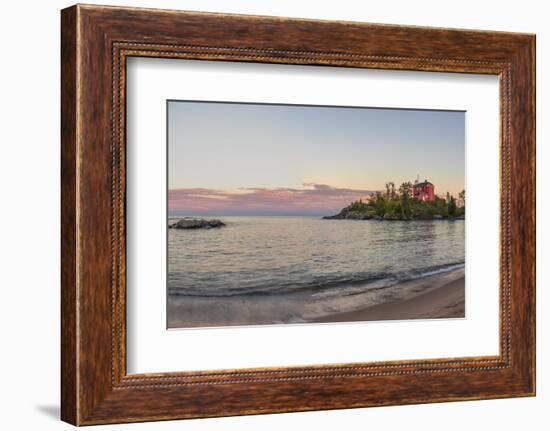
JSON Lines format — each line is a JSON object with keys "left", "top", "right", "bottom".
{"left": 414, "top": 180, "right": 433, "bottom": 188}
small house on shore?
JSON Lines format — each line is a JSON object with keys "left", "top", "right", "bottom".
{"left": 413, "top": 179, "right": 435, "bottom": 201}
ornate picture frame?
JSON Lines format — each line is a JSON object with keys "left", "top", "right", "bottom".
{"left": 61, "top": 4, "right": 535, "bottom": 425}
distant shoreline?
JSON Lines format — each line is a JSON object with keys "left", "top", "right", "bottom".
{"left": 323, "top": 215, "right": 465, "bottom": 221}
{"left": 167, "top": 268, "right": 465, "bottom": 329}
{"left": 322, "top": 191, "right": 465, "bottom": 221}
{"left": 168, "top": 214, "right": 465, "bottom": 220}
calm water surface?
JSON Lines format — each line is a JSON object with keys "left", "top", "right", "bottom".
{"left": 168, "top": 216, "right": 465, "bottom": 297}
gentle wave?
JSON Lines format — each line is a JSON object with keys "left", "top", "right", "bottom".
{"left": 168, "top": 216, "right": 465, "bottom": 298}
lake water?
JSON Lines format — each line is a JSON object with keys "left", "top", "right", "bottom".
{"left": 167, "top": 216, "right": 465, "bottom": 298}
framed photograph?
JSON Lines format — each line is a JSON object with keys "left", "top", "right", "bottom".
{"left": 165, "top": 101, "right": 467, "bottom": 330}
{"left": 61, "top": 4, "right": 535, "bottom": 425}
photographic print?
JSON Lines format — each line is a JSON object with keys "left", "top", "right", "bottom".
{"left": 167, "top": 101, "right": 465, "bottom": 329}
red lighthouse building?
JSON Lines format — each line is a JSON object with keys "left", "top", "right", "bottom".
{"left": 413, "top": 179, "right": 435, "bottom": 201}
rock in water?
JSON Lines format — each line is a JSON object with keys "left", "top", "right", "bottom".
{"left": 169, "top": 218, "right": 225, "bottom": 229}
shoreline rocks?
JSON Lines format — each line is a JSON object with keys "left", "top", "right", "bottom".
{"left": 323, "top": 208, "right": 375, "bottom": 220}
{"left": 169, "top": 218, "right": 225, "bottom": 230}
{"left": 322, "top": 211, "right": 464, "bottom": 221}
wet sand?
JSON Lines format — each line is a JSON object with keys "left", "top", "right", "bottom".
{"left": 312, "top": 276, "right": 465, "bottom": 323}
{"left": 167, "top": 268, "right": 465, "bottom": 329}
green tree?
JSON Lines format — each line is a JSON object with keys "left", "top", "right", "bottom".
{"left": 399, "top": 181, "right": 412, "bottom": 199}
{"left": 398, "top": 182, "right": 413, "bottom": 218}
{"left": 373, "top": 191, "right": 387, "bottom": 216}
{"left": 448, "top": 195, "right": 457, "bottom": 217}
{"left": 458, "top": 190, "right": 465, "bottom": 208}
{"left": 435, "top": 196, "right": 449, "bottom": 217}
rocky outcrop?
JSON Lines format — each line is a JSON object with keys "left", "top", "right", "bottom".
{"left": 323, "top": 209, "right": 464, "bottom": 221}
{"left": 322, "top": 208, "right": 376, "bottom": 220}
{"left": 169, "top": 218, "right": 225, "bottom": 229}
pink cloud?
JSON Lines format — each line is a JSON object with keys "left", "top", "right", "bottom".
{"left": 168, "top": 184, "right": 376, "bottom": 215}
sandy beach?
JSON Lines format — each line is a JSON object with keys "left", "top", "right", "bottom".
{"left": 167, "top": 267, "right": 465, "bottom": 329}
{"left": 312, "top": 274, "right": 464, "bottom": 323}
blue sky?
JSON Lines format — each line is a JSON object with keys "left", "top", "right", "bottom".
{"left": 168, "top": 101, "right": 464, "bottom": 215}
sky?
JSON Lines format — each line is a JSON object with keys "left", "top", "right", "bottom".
{"left": 168, "top": 101, "right": 465, "bottom": 216}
